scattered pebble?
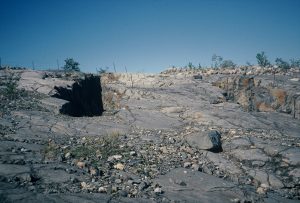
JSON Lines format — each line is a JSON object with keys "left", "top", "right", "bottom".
{"left": 114, "top": 163, "right": 125, "bottom": 170}
{"left": 89, "top": 167, "right": 98, "bottom": 176}
{"left": 183, "top": 162, "right": 192, "bottom": 168}
{"left": 154, "top": 187, "right": 162, "bottom": 194}
{"left": 108, "top": 155, "right": 123, "bottom": 162}
{"left": 65, "top": 152, "right": 71, "bottom": 159}
{"left": 192, "top": 163, "right": 200, "bottom": 171}
{"left": 115, "top": 179, "right": 122, "bottom": 184}
{"left": 76, "top": 161, "right": 86, "bottom": 169}
{"left": 98, "top": 186, "right": 107, "bottom": 193}
{"left": 256, "top": 187, "right": 267, "bottom": 195}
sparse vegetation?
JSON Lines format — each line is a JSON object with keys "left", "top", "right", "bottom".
{"left": 212, "top": 54, "right": 223, "bottom": 68}
{"left": 0, "top": 71, "right": 47, "bottom": 116}
{"left": 63, "top": 58, "right": 80, "bottom": 72}
{"left": 80, "top": 132, "right": 124, "bottom": 160}
{"left": 256, "top": 51, "right": 270, "bottom": 67}
{"left": 211, "top": 55, "right": 235, "bottom": 69}
{"left": 44, "top": 141, "right": 60, "bottom": 160}
{"left": 188, "top": 62, "right": 194, "bottom": 69}
{"left": 275, "top": 58, "right": 290, "bottom": 71}
{"left": 130, "top": 74, "right": 134, "bottom": 88}
{"left": 96, "top": 67, "right": 109, "bottom": 74}
{"left": 0, "top": 72, "right": 29, "bottom": 101}
{"left": 290, "top": 58, "right": 300, "bottom": 69}
{"left": 220, "top": 60, "right": 236, "bottom": 68}
{"left": 3, "top": 73, "right": 19, "bottom": 100}
{"left": 246, "top": 61, "right": 253, "bottom": 66}
{"left": 44, "top": 132, "right": 131, "bottom": 167}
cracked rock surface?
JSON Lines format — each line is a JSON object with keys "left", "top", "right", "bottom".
{"left": 0, "top": 68, "right": 299, "bottom": 202}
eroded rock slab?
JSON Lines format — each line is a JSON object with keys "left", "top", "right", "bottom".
{"left": 154, "top": 168, "right": 257, "bottom": 203}
{"left": 0, "top": 164, "right": 31, "bottom": 177}
{"left": 231, "top": 148, "right": 271, "bottom": 162}
{"left": 280, "top": 148, "right": 300, "bottom": 166}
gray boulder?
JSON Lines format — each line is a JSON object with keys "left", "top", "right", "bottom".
{"left": 185, "top": 130, "right": 222, "bottom": 152}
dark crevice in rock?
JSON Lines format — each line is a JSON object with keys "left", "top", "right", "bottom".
{"left": 208, "top": 130, "right": 223, "bottom": 153}
{"left": 53, "top": 75, "right": 104, "bottom": 117}
{"left": 208, "top": 147, "right": 223, "bottom": 153}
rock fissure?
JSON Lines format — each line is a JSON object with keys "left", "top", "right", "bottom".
{"left": 53, "top": 75, "right": 104, "bottom": 117}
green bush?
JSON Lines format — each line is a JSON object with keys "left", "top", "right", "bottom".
{"left": 63, "top": 58, "right": 80, "bottom": 72}
{"left": 3, "top": 73, "right": 19, "bottom": 100}
{"left": 188, "top": 62, "right": 194, "bottom": 69}
{"left": 5, "top": 81, "right": 17, "bottom": 99}
{"left": 256, "top": 51, "right": 270, "bottom": 67}
{"left": 290, "top": 58, "right": 300, "bottom": 68}
{"left": 212, "top": 54, "right": 223, "bottom": 68}
{"left": 220, "top": 60, "right": 236, "bottom": 68}
{"left": 96, "top": 67, "right": 109, "bottom": 74}
{"left": 275, "top": 58, "right": 290, "bottom": 70}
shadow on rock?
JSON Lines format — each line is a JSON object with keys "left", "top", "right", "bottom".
{"left": 53, "top": 74, "right": 104, "bottom": 117}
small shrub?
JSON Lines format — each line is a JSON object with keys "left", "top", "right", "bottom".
{"left": 63, "top": 58, "right": 80, "bottom": 72}
{"left": 3, "top": 73, "right": 19, "bottom": 100}
{"left": 246, "top": 61, "right": 253, "bottom": 66}
{"left": 275, "top": 58, "right": 290, "bottom": 71}
{"left": 220, "top": 60, "right": 236, "bottom": 68}
{"left": 212, "top": 54, "right": 223, "bottom": 68}
{"left": 96, "top": 67, "right": 109, "bottom": 74}
{"left": 5, "top": 81, "right": 18, "bottom": 99}
{"left": 70, "top": 132, "right": 130, "bottom": 166}
{"left": 290, "top": 58, "right": 300, "bottom": 68}
{"left": 256, "top": 51, "right": 270, "bottom": 67}
{"left": 43, "top": 132, "right": 129, "bottom": 166}
{"left": 44, "top": 141, "right": 60, "bottom": 160}
{"left": 188, "top": 62, "right": 194, "bottom": 69}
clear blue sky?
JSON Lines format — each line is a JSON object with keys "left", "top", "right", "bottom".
{"left": 0, "top": 0, "right": 300, "bottom": 73}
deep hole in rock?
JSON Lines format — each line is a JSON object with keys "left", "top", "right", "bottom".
{"left": 53, "top": 75, "right": 104, "bottom": 117}
{"left": 208, "top": 146, "right": 223, "bottom": 153}
{"left": 208, "top": 130, "right": 223, "bottom": 153}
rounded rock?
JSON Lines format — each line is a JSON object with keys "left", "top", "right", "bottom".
{"left": 183, "top": 162, "right": 192, "bottom": 168}
{"left": 154, "top": 187, "right": 162, "bottom": 194}
{"left": 98, "top": 186, "right": 107, "bottom": 193}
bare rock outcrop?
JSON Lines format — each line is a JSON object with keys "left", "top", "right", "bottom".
{"left": 214, "top": 75, "right": 300, "bottom": 118}
{"left": 1, "top": 68, "right": 300, "bottom": 202}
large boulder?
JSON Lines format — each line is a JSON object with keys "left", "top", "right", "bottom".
{"left": 185, "top": 130, "right": 222, "bottom": 152}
